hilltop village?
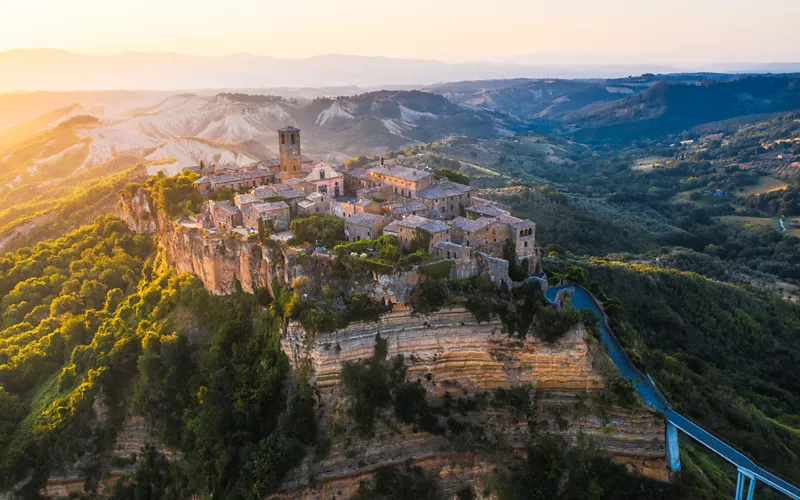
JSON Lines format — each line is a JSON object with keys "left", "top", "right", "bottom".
{"left": 166, "top": 126, "right": 542, "bottom": 295}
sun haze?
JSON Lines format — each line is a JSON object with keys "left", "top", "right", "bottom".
{"left": 1, "top": 0, "right": 799, "bottom": 63}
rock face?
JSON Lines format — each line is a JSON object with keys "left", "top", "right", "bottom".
{"left": 278, "top": 308, "right": 670, "bottom": 498}
{"left": 117, "top": 188, "right": 157, "bottom": 233}
{"left": 119, "top": 189, "right": 297, "bottom": 295}
{"left": 157, "top": 221, "right": 292, "bottom": 295}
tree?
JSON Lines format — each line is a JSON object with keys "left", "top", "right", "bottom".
{"left": 436, "top": 168, "right": 470, "bottom": 185}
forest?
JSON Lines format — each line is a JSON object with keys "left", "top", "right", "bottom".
{"left": 547, "top": 258, "right": 800, "bottom": 487}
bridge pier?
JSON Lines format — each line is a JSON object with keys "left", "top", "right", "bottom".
{"left": 735, "top": 470, "right": 757, "bottom": 500}
{"left": 666, "top": 421, "right": 681, "bottom": 472}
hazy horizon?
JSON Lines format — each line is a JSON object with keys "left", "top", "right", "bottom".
{"left": 2, "top": 0, "right": 800, "bottom": 64}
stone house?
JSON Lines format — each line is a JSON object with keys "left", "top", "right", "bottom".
{"left": 448, "top": 216, "right": 509, "bottom": 251}
{"left": 387, "top": 200, "right": 429, "bottom": 218}
{"left": 297, "top": 192, "right": 332, "bottom": 216}
{"left": 431, "top": 242, "right": 510, "bottom": 286}
{"left": 499, "top": 215, "right": 536, "bottom": 271}
{"left": 285, "top": 177, "right": 316, "bottom": 194}
{"left": 209, "top": 200, "right": 242, "bottom": 228}
{"left": 342, "top": 167, "right": 373, "bottom": 196}
{"left": 344, "top": 212, "right": 391, "bottom": 242}
{"left": 382, "top": 215, "right": 451, "bottom": 251}
{"left": 416, "top": 180, "right": 473, "bottom": 219}
{"left": 234, "top": 193, "right": 261, "bottom": 211}
{"left": 194, "top": 168, "right": 274, "bottom": 196}
{"left": 368, "top": 164, "right": 434, "bottom": 199}
{"left": 245, "top": 201, "right": 291, "bottom": 229}
{"left": 356, "top": 186, "right": 389, "bottom": 201}
{"left": 305, "top": 163, "right": 344, "bottom": 197}
{"left": 354, "top": 199, "right": 383, "bottom": 215}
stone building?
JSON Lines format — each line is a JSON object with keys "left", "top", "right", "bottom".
{"left": 448, "top": 216, "right": 510, "bottom": 251}
{"left": 344, "top": 212, "right": 391, "bottom": 242}
{"left": 431, "top": 241, "right": 510, "bottom": 287}
{"left": 304, "top": 162, "right": 344, "bottom": 197}
{"left": 386, "top": 201, "right": 429, "bottom": 218}
{"left": 234, "top": 193, "right": 261, "bottom": 211}
{"left": 367, "top": 164, "right": 434, "bottom": 199}
{"left": 297, "top": 192, "right": 332, "bottom": 215}
{"left": 278, "top": 126, "right": 304, "bottom": 182}
{"left": 354, "top": 199, "right": 383, "bottom": 214}
{"left": 499, "top": 215, "right": 536, "bottom": 271}
{"left": 208, "top": 200, "right": 242, "bottom": 228}
{"left": 245, "top": 201, "right": 291, "bottom": 229}
{"left": 342, "top": 167, "right": 373, "bottom": 196}
{"left": 382, "top": 215, "right": 451, "bottom": 251}
{"left": 416, "top": 180, "right": 474, "bottom": 219}
{"left": 194, "top": 169, "right": 274, "bottom": 196}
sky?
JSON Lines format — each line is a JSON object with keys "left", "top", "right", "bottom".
{"left": 1, "top": 0, "right": 799, "bottom": 63}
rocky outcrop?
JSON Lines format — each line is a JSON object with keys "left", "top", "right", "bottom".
{"left": 278, "top": 308, "right": 670, "bottom": 497}
{"left": 157, "top": 220, "right": 295, "bottom": 295}
{"left": 117, "top": 188, "right": 156, "bottom": 233}
{"left": 119, "top": 189, "right": 300, "bottom": 295}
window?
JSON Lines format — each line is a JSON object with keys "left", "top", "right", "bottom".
{"left": 291, "top": 134, "right": 296, "bottom": 145}
{"left": 524, "top": 241, "right": 528, "bottom": 247}
{"left": 281, "top": 134, "right": 285, "bottom": 145}
{"left": 320, "top": 169, "right": 325, "bottom": 180}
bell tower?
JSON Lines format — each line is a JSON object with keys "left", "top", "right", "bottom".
{"left": 278, "top": 126, "right": 303, "bottom": 181}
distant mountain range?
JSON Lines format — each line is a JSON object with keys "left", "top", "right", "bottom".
{"left": 12, "top": 49, "right": 800, "bottom": 93}
{"left": 562, "top": 75, "right": 800, "bottom": 143}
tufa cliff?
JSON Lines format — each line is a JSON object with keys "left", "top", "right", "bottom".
{"left": 277, "top": 307, "right": 670, "bottom": 498}
{"left": 119, "top": 188, "right": 299, "bottom": 295}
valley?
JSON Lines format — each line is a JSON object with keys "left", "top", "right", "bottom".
{"left": 1, "top": 71, "right": 800, "bottom": 499}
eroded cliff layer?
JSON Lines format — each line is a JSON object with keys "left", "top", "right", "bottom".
{"left": 278, "top": 308, "right": 670, "bottom": 498}
{"left": 119, "top": 190, "right": 298, "bottom": 295}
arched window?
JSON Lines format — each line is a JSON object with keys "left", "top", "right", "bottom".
{"left": 291, "top": 134, "right": 296, "bottom": 145}
{"left": 519, "top": 229, "right": 524, "bottom": 237}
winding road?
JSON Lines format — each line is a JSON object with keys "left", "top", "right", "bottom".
{"left": 546, "top": 285, "right": 800, "bottom": 499}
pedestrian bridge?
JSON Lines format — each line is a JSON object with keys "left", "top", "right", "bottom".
{"left": 546, "top": 284, "right": 800, "bottom": 500}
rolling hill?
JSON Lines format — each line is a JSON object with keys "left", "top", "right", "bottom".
{"left": 564, "top": 75, "right": 800, "bottom": 143}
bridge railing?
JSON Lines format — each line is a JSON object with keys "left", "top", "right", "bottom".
{"left": 561, "top": 282, "right": 800, "bottom": 498}
{"left": 563, "top": 282, "right": 671, "bottom": 409}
